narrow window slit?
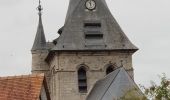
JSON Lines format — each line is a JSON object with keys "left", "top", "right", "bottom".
{"left": 78, "top": 67, "right": 87, "bottom": 93}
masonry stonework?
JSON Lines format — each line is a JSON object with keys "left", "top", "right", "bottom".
{"left": 48, "top": 51, "right": 134, "bottom": 100}
{"left": 32, "top": 50, "right": 49, "bottom": 73}
{"left": 32, "top": 50, "right": 51, "bottom": 89}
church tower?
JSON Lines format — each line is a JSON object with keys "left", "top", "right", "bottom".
{"left": 31, "top": 2, "right": 50, "bottom": 76}
{"left": 32, "top": 0, "right": 138, "bottom": 100}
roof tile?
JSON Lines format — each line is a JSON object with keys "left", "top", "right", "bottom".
{"left": 0, "top": 74, "right": 44, "bottom": 100}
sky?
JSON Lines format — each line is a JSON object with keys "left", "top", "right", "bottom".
{"left": 0, "top": 0, "right": 170, "bottom": 86}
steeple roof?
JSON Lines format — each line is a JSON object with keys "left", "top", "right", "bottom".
{"left": 52, "top": 0, "right": 138, "bottom": 51}
{"left": 32, "top": 5, "right": 46, "bottom": 51}
{"left": 86, "top": 67, "right": 144, "bottom": 100}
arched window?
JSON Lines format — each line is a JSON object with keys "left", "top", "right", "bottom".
{"left": 78, "top": 67, "right": 87, "bottom": 93}
{"left": 106, "top": 65, "right": 115, "bottom": 75}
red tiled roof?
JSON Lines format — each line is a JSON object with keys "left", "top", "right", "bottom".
{"left": 0, "top": 74, "right": 44, "bottom": 100}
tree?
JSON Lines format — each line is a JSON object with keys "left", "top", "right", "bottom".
{"left": 120, "top": 88, "right": 147, "bottom": 100}
{"left": 142, "top": 74, "right": 170, "bottom": 100}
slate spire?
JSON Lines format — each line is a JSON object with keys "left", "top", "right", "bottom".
{"left": 52, "top": 0, "right": 138, "bottom": 51}
{"left": 32, "top": 0, "right": 46, "bottom": 51}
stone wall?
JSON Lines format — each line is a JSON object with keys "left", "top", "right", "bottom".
{"left": 32, "top": 50, "right": 49, "bottom": 72}
{"left": 48, "top": 51, "right": 134, "bottom": 100}
{"left": 31, "top": 50, "right": 51, "bottom": 92}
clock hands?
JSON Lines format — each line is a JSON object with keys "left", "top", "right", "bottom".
{"left": 89, "top": 0, "right": 92, "bottom": 6}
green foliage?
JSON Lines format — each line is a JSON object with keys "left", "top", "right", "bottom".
{"left": 143, "top": 73, "right": 170, "bottom": 100}
{"left": 120, "top": 88, "right": 147, "bottom": 100}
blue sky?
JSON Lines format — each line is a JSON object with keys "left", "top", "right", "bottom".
{"left": 0, "top": 0, "right": 170, "bottom": 86}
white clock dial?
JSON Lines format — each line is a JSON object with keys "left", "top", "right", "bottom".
{"left": 86, "top": 0, "right": 96, "bottom": 10}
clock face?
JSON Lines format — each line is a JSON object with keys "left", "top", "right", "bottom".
{"left": 85, "top": 0, "right": 96, "bottom": 10}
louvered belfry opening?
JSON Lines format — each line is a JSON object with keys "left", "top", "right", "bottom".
{"left": 78, "top": 67, "right": 87, "bottom": 93}
{"left": 83, "top": 21, "right": 104, "bottom": 46}
{"left": 84, "top": 22, "right": 103, "bottom": 39}
{"left": 106, "top": 65, "right": 115, "bottom": 75}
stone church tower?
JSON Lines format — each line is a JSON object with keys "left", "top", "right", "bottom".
{"left": 31, "top": 0, "right": 138, "bottom": 100}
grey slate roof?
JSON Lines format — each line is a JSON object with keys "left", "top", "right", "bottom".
{"left": 32, "top": 13, "right": 46, "bottom": 51}
{"left": 52, "top": 0, "right": 138, "bottom": 51}
{"left": 86, "top": 67, "right": 143, "bottom": 100}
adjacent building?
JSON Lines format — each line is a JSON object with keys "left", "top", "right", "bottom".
{"left": 0, "top": 74, "right": 51, "bottom": 100}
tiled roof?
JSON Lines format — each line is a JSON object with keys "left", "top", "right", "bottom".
{"left": 0, "top": 74, "right": 44, "bottom": 100}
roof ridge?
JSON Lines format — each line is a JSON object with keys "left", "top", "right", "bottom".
{"left": 100, "top": 68, "right": 121, "bottom": 100}
{"left": 101, "top": 66, "right": 123, "bottom": 80}
{"left": 0, "top": 73, "right": 44, "bottom": 80}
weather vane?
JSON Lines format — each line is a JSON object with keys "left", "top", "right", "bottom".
{"left": 37, "top": 0, "right": 43, "bottom": 14}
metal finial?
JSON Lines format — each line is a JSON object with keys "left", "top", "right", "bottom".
{"left": 39, "top": 0, "right": 41, "bottom": 5}
{"left": 120, "top": 60, "right": 123, "bottom": 67}
{"left": 37, "top": 0, "right": 43, "bottom": 14}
